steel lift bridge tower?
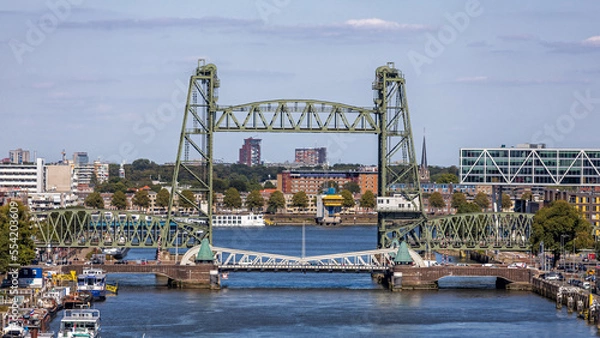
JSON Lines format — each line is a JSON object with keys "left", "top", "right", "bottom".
{"left": 166, "top": 60, "right": 424, "bottom": 249}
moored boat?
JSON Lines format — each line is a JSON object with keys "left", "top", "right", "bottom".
{"left": 101, "top": 247, "right": 130, "bottom": 260}
{"left": 2, "top": 320, "right": 25, "bottom": 338}
{"left": 58, "top": 309, "right": 101, "bottom": 338}
{"left": 212, "top": 213, "right": 265, "bottom": 227}
{"left": 23, "top": 308, "right": 51, "bottom": 333}
{"left": 63, "top": 292, "right": 92, "bottom": 309}
{"left": 77, "top": 268, "right": 107, "bottom": 301}
{"left": 38, "top": 296, "right": 60, "bottom": 315}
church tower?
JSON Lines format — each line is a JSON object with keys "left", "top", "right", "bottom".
{"left": 418, "top": 133, "right": 430, "bottom": 183}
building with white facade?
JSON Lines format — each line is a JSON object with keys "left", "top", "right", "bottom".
{"left": 0, "top": 158, "right": 44, "bottom": 193}
{"left": 460, "top": 145, "right": 600, "bottom": 186}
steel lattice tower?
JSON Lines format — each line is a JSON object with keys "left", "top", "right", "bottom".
{"left": 374, "top": 62, "right": 426, "bottom": 248}
{"left": 166, "top": 60, "right": 219, "bottom": 245}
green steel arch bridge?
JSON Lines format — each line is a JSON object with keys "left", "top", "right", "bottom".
{"left": 32, "top": 61, "right": 535, "bottom": 255}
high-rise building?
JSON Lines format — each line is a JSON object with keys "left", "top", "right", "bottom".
{"left": 45, "top": 164, "right": 73, "bottom": 193}
{"left": 294, "top": 147, "right": 327, "bottom": 165}
{"left": 0, "top": 158, "right": 44, "bottom": 193}
{"left": 9, "top": 148, "right": 30, "bottom": 164}
{"left": 73, "top": 152, "right": 89, "bottom": 165}
{"left": 238, "top": 138, "right": 261, "bottom": 166}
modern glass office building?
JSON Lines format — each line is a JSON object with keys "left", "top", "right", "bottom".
{"left": 460, "top": 147, "right": 600, "bottom": 186}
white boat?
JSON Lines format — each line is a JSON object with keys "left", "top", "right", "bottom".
{"left": 2, "top": 320, "right": 25, "bottom": 338}
{"left": 77, "top": 269, "right": 107, "bottom": 301}
{"left": 212, "top": 213, "right": 265, "bottom": 227}
{"left": 58, "top": 309, "right": 101, "bottom": 338}
{"left": 101, "top": 247, "right": 129, "bottom": 259}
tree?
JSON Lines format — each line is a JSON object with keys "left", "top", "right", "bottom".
{"left": 501, "top": 193, "right": 512, "bottom": 211}
{"left": 530, "top": 200, "right": 594, "bottom": 265}
{"left": 111, "top": 191, "right": 127, "bottom": 210}
{"left": 156, "top": 188, "right": 170, "bottom": 210}
{"left": 457, "top": 202, "right": 481, "bottom": 214}
{"left": 229, "top": 179, "right": 248, "bottom": 193}
{"left": 267, "top": 190, "right": 286, "bottom": 213}
{"left": 521, "top": 191, "right": 533, "bottom": 201}
{"left": 431, "top": 173, "right": 459, "bottom": 184}
{"left": 179, "top": 190, "right": 196, "bottom": 209}
{"left": 343, "top": 181, "right": 361, "bottom": 194}
{"left": 450, "top": 192, "right": 467, "bottom": 209}
{"left": 84, "top": 192, "right": 104, "bottom": 209}
{"left": 114, "top": 181, "right": 127, "bottom": 194}
{"left": 245, "top": 190, "right": 265, "bottom": 211}
{"left": 263, "top": 181, "right": 276, "bottom": 189}
{"left": 0, "top": 201, "right": 37, "bottom": 270}
{"left": 213, "top": 178, "right": 228, "bottom": 193}
{"left": 341, "top": 190, "right": 355, "bottom": 208}
{"left": 473, "top": 192, "right": 490, "bottom": 211}
{"left": 223, "top": 187, "right": 242, "bottom": 209}
{"left": 428, "top": 192, "right": 445, "bottom": 212}
{"left": 291, "top": 191, "right": 309, "bottom": 210}
{"left": 89, "top": 171, "right": 99, "bottom": 188}
{"left": 359, "top": 190, "right": 376, "bottom": 209}
{"left": 132, "top": 190, "right": 150, "bottom": 210}
{"left": 131, "top": 158, "right": 156, "bottom": 171}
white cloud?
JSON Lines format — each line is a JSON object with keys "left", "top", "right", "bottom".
{"left": 454, "top": 76, "right": 488, "bottom": 83}
{"left": 344, "top": 18, "right": 429, "bottom": 32}
{"left": 582, "top": 36, "right": 600, "bottom": 46}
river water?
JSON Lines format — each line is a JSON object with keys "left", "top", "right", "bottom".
{"left": 48, "top": 226, "right": 597, "bottom": 337}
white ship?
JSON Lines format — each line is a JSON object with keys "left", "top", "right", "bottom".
{"left": 58, "top": 309, "right": 101, "bottom": 338}
{"left": 212, "top": 214, "right": 265, "bottom": 227}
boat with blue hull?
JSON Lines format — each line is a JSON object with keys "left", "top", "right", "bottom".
{"left": 77, "top": 269, "right": 107, "bottom": 301}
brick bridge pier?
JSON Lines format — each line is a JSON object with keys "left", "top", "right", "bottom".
{"left": 60, "top": 263, "right": 220, "bottom": 289}
{"left": 388, "top": 266, "right": 534, "bottom": 291}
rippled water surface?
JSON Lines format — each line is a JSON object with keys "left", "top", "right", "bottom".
{"left": 47, "top": 226, "right": 597, "bottom": 337}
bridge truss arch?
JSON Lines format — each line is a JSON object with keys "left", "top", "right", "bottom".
{"left": 179, "top": 244, "right": 427, "bottom": 270}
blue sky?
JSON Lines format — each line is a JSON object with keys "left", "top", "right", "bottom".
{"left": 1, "top": 0, "right": 599, "bottom": 166}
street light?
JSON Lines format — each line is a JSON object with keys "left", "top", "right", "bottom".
{"left": 561, "top": 234, "right": 570, "bottom": 273}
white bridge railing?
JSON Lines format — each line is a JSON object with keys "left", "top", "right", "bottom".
{"left": 210, "top": 247, "right": 401, "bottom": 272}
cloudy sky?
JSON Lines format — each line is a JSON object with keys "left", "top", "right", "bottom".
{"left": 1, "top": 1, "right": 599, "bottom": 166}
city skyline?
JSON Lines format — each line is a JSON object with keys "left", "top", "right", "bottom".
{"left": 2, "top": 1, "right": 600, "bottom": 166}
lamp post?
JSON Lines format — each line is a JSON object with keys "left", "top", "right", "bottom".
{"left": 561, "top": 234, "right": 569, "bottom": 277}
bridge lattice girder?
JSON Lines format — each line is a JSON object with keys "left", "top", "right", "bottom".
{"left": 213, "top": 100, "right": 379, "bottom": 133}
{"left": 32, "top": 209, "right": 205, "bottom": 249}
{"left": 32, "top": 209, "right": 536, "bottom": 253}
{"left": 381, "top": 212, "right": 535, "bottom": 251}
